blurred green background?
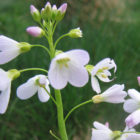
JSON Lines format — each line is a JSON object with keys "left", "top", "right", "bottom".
{"left": 0, "top": 0, "right": 140, "bottom": 139}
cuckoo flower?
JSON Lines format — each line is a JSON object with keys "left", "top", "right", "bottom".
{"left": 17, "top": 75, "right": 50, "bottom": 102}
{"left": 0, "top": 35, "right": 31, "bottom": 64}
{"left": 137, "top": 76, "right": 140, "bottom": 86}
{"left": 48, "top": 49, "right": 89, "bottom": 89}
{"left": 91, "top": 58, "right": 116, "bottom": 93}
{"left": 123, "top": 89, "right": 140, "bottom": 113}
{"left": 0, "top": 69, "right": 20, "bottom": 114}
{"left": 92, "top": 84, "right": 127, "bottom": 104}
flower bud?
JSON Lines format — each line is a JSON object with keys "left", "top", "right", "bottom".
{"left": 7, "top": 69, "right": 20, "bottom": 80}
{"left": 58, "top": 3, "right": 67, "bottom": 14}
{"left": 18, "top": 42, "right": 31, "bottom": 53}
{"left": 68, "top": 27, "right": 82, "bottom": 38}
{"left": 30, "top": 5, "right": 41, "bottom": 22}
{"left": 26, "top": 26, "right": 45, "bottom": 37}
{"left": 137, "top": 76, "right": 140, "bottom": 86}
{"left": 52, "top": 5, "right": 58, "bottom": 20}
{"left": 41, "top": 2, "right": 52, "bottom": 21}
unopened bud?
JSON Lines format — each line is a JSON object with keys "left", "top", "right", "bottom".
{"left": 18, "top": 42, "right": 31, "bottom": 53}
{"left": 26, "top": 26, "right": 45, "bottom": 37}
{"left": 30, "top": 5, "right": 41, "bottom": 22}
{"left": 68, "top": 27, "right": 82, "bottom": 38}
{"left": 58, "top": 3, "right": 67, "bottom": 14}
{"left": 7, "top": 69, "right": 20, "bottom": 80}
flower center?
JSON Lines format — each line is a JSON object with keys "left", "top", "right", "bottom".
{"left": 56, "top": 57, "right": 70, "bottom": 69}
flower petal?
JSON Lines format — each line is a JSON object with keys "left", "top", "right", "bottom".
{"left": 48, "top": 61, "right": 68, "bottom": 89}
{"left": 0, "top": 84, "right": 11, "bottom": 114}
{"left": 91, "top": 76, "right": 101, "bottom": 94}
{"left": 128, "top": 89, "right": 140, "bottom": 101}
{"left": 93, "top": 121, "right": 111, "bottom": 131}
{"left": 0, "top": 49, "right": 20, "bottom": 64}
{"left": 0, "top": 69, "right": 11, "bottom": 90}
{"left": 66, "top": 49, "right": 90, "bottom": 66}
{"left": 38, "top": 87, "right": 50, "bottom": 102}
{"left": 68, "top": 62, "right": 89, "bottom": 87}
{"left": 0, "top": 35, "right": 18, "bottom": 50}
{"left": 17, "top": 77, "right": 38, "bottom": 100}
{"left": 97, "top": 73, "right": 112, "bottom": 82}
{"left": 123, "top": 99, "right": 140, "bottom": 113}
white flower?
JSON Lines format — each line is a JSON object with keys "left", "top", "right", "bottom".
{"left": 91, "top": 58, "right": 117, "bottom": 93}
{"left": 0, "top": 69, "right": 11, "bottom": 114}
{"left": 0, "top": 35, "right": 31, "bottom": 64}
{"left": 48, "top": 49, "right": 89, "bottom": 89}
{"left": 123, "top": 89, "right": 140, "bottom": 113}
{"left": 91, "top": 121, "right": 113, "bottom": 140}
{"left": 125, "top": 109, "right": 140, "bottom": 129}
{"left": 17, "top": 75, "right": 50, "bottom": 102}
{"left": 0, "top": 35, "right": 20, "bottom": 64}
{"left": 92, "top": 84, "right": 127, "bottom": 104}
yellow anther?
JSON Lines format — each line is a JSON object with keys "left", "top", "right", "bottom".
{"left": 57, "top": 57, "right": 70, "bottom": 69}
{"left": 101, "top": 74, "right": 107, "bottom": 78}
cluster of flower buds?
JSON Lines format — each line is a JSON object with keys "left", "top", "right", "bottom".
{"left": 41, "top": 2, "right": 67, "bottom": 22}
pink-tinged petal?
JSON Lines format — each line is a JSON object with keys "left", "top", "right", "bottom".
{"left": 0, "top": 69, "right": 11, "bottom": 90}
{"left": 137, "top": 76, "right": 140, "bottom": 86}
{"left": 45, "top": 2, "right": 51, "bottom": 8}
{"left": 26, "top": 26, "right": 43, "bottom": 37}
{"left": 91, "top": 76, "right": 101, "bottom": 94}
{"left": 125, "top": 110, "right": 140, "bottom": 128}
{"left": 93, "top": 121, "right": 111, "bottom": 131}
{"left": 0, "top": 49, "right": 20, "bottom": 64}
{"left": 38, "top": 87, "right": 50, "bottom": 102}
{"left": 52, "top": 5, "right": 57, "bottom": 10}
{"left": 0, "top": 84, "right": 11, "bottom": 114}
{"left": 123, "top": 99, "right": 140, "bottom": 113}
{"left": 128, "top": 89, "right": 140, "bottom": 101}
{"left": 66, "top": 49, "right": 90, "bottom": 66}
{"left": 58, "top": 3, "right": 67, "bottom": 13}
{"left": 48, "top": 61, "right": 68, "bottom": 89}
{"left": 30, "top": 5, "right": 38, "bottom": 14}
{"left": 0, "top": 35, "right": 18, "bottom": 50}
{"left": 17, "top": 77, "right": 38, "bottom": 100}
{"left": 68, "top": 62, "right": 89, "bottom": 87}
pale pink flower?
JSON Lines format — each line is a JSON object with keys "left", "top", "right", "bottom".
{"left": 48, "top": 49, "right": 89, "bottom": 89}
{"left": 58, "top": 3, "right": 67, "bottom": 14}
{"left": 91, "top": 58, "right": 117, "bottom": 93}
{"left": 17, "top": 75, "right": 50, "bottom": 102}
{"left": 137, "top": 76, "right": 140, "bottom": 86}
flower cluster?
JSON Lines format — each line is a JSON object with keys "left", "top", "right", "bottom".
{"left": 0, "top": 1, "right": 139, "bottom": 140}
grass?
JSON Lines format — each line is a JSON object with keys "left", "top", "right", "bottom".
{"left": 0, "top": 0, "right": 140, "bottom": 139}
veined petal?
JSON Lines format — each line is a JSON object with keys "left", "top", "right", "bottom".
{"left": 91, "top": 76, "right": 101, "bottom": 94}
{"left": 0, "top": 35, "right": 18, "bottom": 50}
{"left": 68, "top": 62, "right": 89, "bottom": 87}
{"left": 17, "top": 77, "right": 38, "bottom": 100}
{"left": 128, "top": 89, "right": 140, "bottom": 101}
{"left": 0, "top": 49, "right": 20, "bottom": 64}
{"left": 38, "top": 87, "right": 50, "bottom": 102}
{"left": 48, "top": 62, "right": 68, "bottom": 89}
{"left": 66, "top": 49, "right": 90, "bottom": 66}
{"left": 0, "top": 84, "right": 11, "bottom": 114}
{"left": 123, "top": 99, "right": 140, "bottom": 113}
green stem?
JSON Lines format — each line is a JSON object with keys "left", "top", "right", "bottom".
{"left": 50, "top": 130, "right": 61, "bottom": 140}
{"left": 54, "top": 34, "right": 69, "bottom": 49}
{"left": 65, "top": 99, "right": 93, "bottom": 122}
{"left": 122, "top": 131, "right": 140, "bottom": 134}
{"left": 19, "top": 68, "right": 48, "bottom": 73}
{"left": 31, "top": 44, "right": 50, "bottom": 55}
{"left": 55, "top": 90, "right": 68, "bottom": 140}
{"left": 42, "top": 87, "right": 57, "bottom": 105}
